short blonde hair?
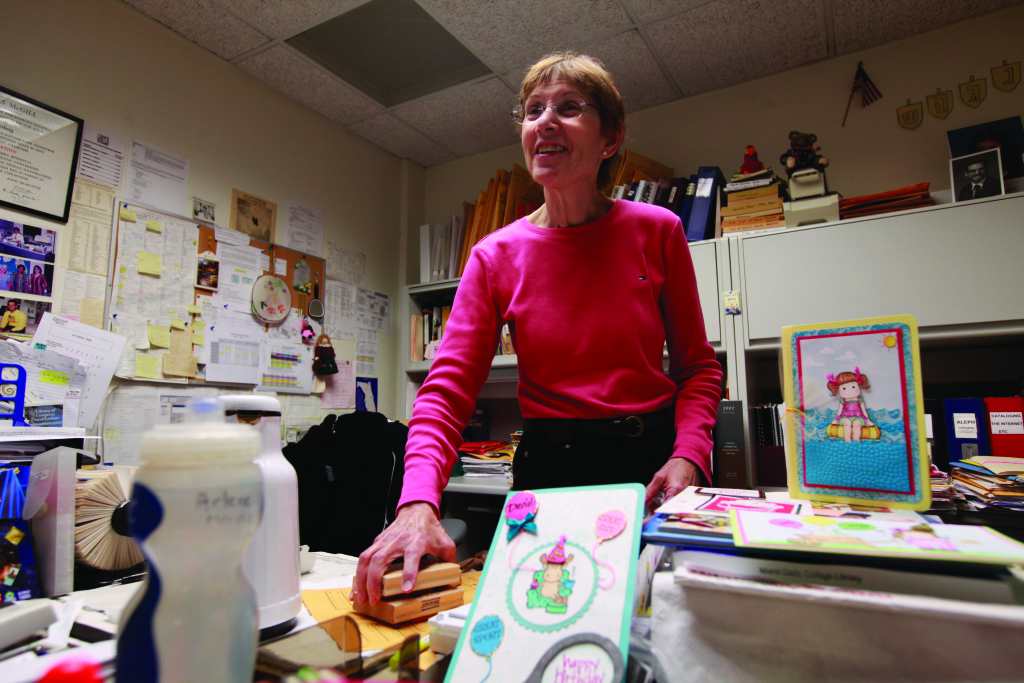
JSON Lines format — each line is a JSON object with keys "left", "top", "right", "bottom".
{"left": 519, "top": 52, "right": 626, "bottom": 189}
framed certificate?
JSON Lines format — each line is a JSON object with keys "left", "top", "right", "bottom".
{"left": 0, "top": 85, "right": 84, "bottom": 223}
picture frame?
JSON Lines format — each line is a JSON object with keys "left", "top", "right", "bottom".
{"left": 950, "top": 149, "right": 1005, "bottom": 203}
{"left": 781, "top": 315, "right": 930, "bottom": 511}
{"left": 195, "top": 252, "right": 220, "bottom": 291}
{"left": 230, "top": 188, "right": 276, "bottom": 243}
{"left": 0, "top": 85, "right": 84, "bottom": 223}
{"left": 947, "top": 115, "right": 1024, "bottom": 181}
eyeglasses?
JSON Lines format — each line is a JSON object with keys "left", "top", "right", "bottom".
{"left": 511, "top": 98, "right": 597, "bottom": 124}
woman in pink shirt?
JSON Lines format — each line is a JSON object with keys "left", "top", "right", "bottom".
{"left": 352, "top": 52, "right": 722, "bottom": 604}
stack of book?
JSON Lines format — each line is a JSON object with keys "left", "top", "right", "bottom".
{"left": 838, "top": 182, "right": 933, "bottom": 220}
{"left": 951, "top": 456, "right": 1024, "bottom": 511}
{"left": 719, "top": 168, "right": 788, "bottom": 235}
{"left": 644, "top": 487, "right": 1024, "bottom": 605}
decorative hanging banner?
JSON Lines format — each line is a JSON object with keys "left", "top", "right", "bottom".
{"left": 959, "top": 75, "right": 987, "bottom": 108}
{"left": 991, "top": 60, "right": 1020, "bottom": 92}
{"left": 926, "top": 88, "right": 954, "bottom": 119}
{"left": 897, "top": 99, "right": 924, "bottom": 130}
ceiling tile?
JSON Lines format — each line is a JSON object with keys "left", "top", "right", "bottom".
{"left": 832, "top": 0, "right": 1021, "bottom": 54}
{"left": 390, "top": 77, "right": 521, "bottom": 158}
{"left": 625, "top": 0, "right": 717, "bottom": 22}
{"left": 348, "top": 113, "right": 458, "bottom": 167}
{"left": 217, "top": 0, "right": 363, "bottom": 39}
{"left": 418, "top": 0, "right": 635, "bottom": 73}
{"left": 236, "top": 45, "right": 384, "bottom": 124}
{"left": 646, "top": 0, "right": 828, "bottom": 95}
{"left": 581, "top": 30, "right": 679, "bottom": 113}
{"left": 123, "top": 0, "right": 270, "bottom": 59}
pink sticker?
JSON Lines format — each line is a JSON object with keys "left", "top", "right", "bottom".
{"left": 770, "top": 518, "right": 803, "bottom": 529}
{"left": 505, "top": 491, "right": 538, "bottom": 522}
{"left": 595, "top": 509, "right": 627, "bottom": 540}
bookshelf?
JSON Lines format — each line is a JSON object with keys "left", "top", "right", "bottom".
{"left": 402, "top": 192, "right": 1024, "bottom": 481}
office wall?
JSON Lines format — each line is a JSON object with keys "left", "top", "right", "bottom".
{"left": 423, "top": 4, "right": 1024, "bottom": 225}
{"left": 0, "top": 0, "right": 405, "bottom": 418}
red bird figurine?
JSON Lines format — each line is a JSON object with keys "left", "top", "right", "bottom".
{"left": 738, "top": 145, "right": 765, "bottom": 175}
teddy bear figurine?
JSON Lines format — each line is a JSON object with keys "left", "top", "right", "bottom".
{"left": 779, "top": 131, "right": 829, "bottom": 178}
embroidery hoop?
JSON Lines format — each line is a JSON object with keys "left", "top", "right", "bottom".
{"left": 251, "top": 245, "right": 290, "bottom": 324}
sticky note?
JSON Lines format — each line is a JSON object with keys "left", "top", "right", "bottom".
{"left": 39, "top": 370, "right": 70, "bottom": 386}
{"left": 187, "top": 304, "right": 202, "bottom": 315}
{"left": 161, "top": 354, "right": 198, "bottom": 378}
{"left": 147, "top": 324, "right": 170, "bottom": 348}
{"left": 146, "top": 219, "right": 162, "bottom": 233}
{"left": 138, "top": 252, "right": 162, "bottom": 276}
{"left": 169, "top": 318, "right": 186, "bottom": 330}
{"left": 119, "top": 208, "right": 137, "bottom": 222}
{"left": 169, "top": 329, "right": 192, "bottom": 355}
{"left": 104, "top": 428, "right": 120, "bottom": 442}
{"left": 192, "top": 321, "right": 206, "bottom": 333}
{"left": 135, "top": 354, "right": 159, "bottom": 379}
{"left": 192, "top": 333, "right": 205, "bottom": 346}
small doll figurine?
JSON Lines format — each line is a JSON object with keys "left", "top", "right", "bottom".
{"left": 827, "top": 368, "right": 874, "bottom": 443}
{"left": 312, "top": 333, "right": 338, "bottom": 375}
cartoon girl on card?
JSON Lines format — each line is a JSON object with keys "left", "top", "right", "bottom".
{"left": 526, "top": 536, "right": 575, "bottom": 614}
{"left": 826, "top": 369, "right": 878, "bottom": 443}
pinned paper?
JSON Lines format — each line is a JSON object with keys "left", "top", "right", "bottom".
{"left": 168, "top": 329, "right": 192, "bottom": 355}
{"left": 135, "top": 354, "right": 159, "bottom": 379}
{"left": 138, "top": 252, "right": 162, "bottom": 276}
{"left": 146, "top": 219, "right": 162, "bottom": 233}
{"left": 161, "top": 354, "right": 198, "bottom": 378}
{"left": 192, "top": 321, "right": 206, "bottom": 333}
{"left": 169, "top": 318, "right": 186, "bottom": 330}
{"left": 104, "top": 428, "right": 120, "bottom": 442}
{"left": 119, "top": 208, "right": 137, "bottom": 222}
{"left": 187, "top": 304, "right": 202, "bottom": 315}
{"left": 147, "top": 325, "right": 170, "bottom": 348}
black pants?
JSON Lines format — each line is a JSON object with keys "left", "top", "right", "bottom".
{"left": 511, "top": 421, "right": 676, "bottom": 492}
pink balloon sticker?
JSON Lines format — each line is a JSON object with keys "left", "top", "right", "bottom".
{"left": 595, "top": 509, "right": 627, "bottom": 540}
{"left": 505, "top": 491, "right": 538, "bottom": 522}
{"left": 770, "top": 518, "right": 803, "bottom": 529}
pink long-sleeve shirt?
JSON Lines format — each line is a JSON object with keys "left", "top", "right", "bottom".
{"left": 399, "top": 200, "right": 722, "bottom": 511}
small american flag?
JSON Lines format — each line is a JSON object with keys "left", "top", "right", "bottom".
{"left": 842, "top": 61, "right": 882, "bottom": 126}
{"left": 853, "top": 62, "right": 882, "bottom": 106}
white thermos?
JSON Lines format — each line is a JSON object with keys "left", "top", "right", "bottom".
{"left": 222, "top": 395, "right": 302, "bottom": 636}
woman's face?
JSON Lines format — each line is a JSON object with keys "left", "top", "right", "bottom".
{"left": 520, "top": 80, "right": 619, "bottom": 192}
{"left": 33, "top": 266, "right": 40, "bottom": 275}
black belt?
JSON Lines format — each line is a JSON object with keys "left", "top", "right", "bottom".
{"left": 521, "top": 406, "right": 674, "bottom": 441}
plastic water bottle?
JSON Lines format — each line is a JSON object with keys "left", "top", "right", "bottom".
{"left": 116, "top": 397, "right": 262, "bottom": 683}
{"left": 222, "top": 395, "right": 302, "bottom": 637}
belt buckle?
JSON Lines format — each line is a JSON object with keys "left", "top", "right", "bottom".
{"left": 625, "top": 415, "right": 644, "bottom": 438}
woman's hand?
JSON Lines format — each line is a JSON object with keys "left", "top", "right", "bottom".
{"left": 645, "top": 457, "right": 700, "bottom": 510}
{"left": 350, "top": 502, "right": 456, "bottom": 605}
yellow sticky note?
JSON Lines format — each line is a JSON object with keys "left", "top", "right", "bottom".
{"left": 146, "top": 219, "right": 162, "bottom": 233}
{"left": 135, "top": 354, "right": 159, "bottom": 379}
{"left": 187, "top": 304, "right": 202, "bottom": 315}
{"left": 138, "top": 252, "right": 162, "bottom": 276}
{"left": 119, "top": 266, "right": 127, "bottom": 274}
{"left": 170, "top": 318, "right": 186, "bottom": 330}
{"left": 104, "top": 428, "right": 121, "bottom": 442}
{"left": 119, "top": 208, "right": 137, "bottom": 222}
{"left": 192, "top": 321, "right": 206, "bottom": 333}
{"left": 192, "top": 333, "right": 205, "bottom": 346}
{"left": 147, "top": 324, "right": 170, "bottom": 348}
{"left": 39, "top": 370, "right": 70, "bottom": 386}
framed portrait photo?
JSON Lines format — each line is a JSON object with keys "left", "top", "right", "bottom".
{"left": 950, "top": 149, "right": 1005, "bottom": 203}
{"left": 0, "top": 85, "right": 84, "bottom": 223}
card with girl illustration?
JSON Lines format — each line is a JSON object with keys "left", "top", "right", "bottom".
{"left": 781, "top": 315, "right": 930, "bottom": 510}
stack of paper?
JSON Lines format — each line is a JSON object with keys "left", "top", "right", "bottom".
{"left": 951, "top": 457, "right": 1024, "bottom": 511}
{"left": 457, "top": 441, "right": 513, "bottom": 478}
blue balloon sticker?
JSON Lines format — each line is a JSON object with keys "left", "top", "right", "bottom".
{"left": 470, "top": 615, "right": 504, "bottom": 657}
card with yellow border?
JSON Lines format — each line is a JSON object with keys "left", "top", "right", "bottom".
{"left": 781, "top": 315, "right": 930, "bottom": 510}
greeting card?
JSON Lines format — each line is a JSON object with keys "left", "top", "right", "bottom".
{"left": 444, "top": 484, "right": 643, "bottom": 683}
{"left": 781, "top": 315, "right": 930, "bottom": 510}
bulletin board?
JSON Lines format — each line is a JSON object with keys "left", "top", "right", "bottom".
{"left": 105, "top": 199, "right": 325, "bottom": 388}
